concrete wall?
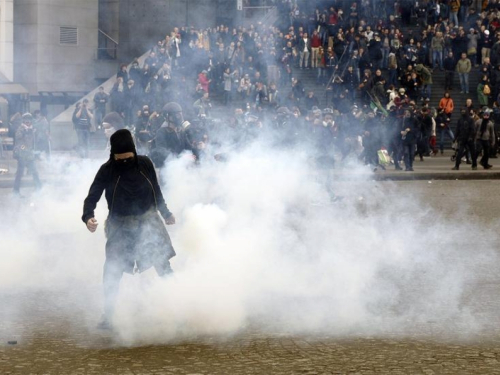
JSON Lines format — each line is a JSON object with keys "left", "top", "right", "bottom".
{"left": 99, "top": 0, "right": 119, "bottom": 41}
{"left": 0, "top": 0, "right": 14, "bottom": 82}
{"left": 14, "top": 0, "right": 99, "bottom": 95}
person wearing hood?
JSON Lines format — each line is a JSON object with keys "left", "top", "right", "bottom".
{"left": 13, "top": 113, "right": 42, "bottom": 196}
{"left": 82, "top": 129, "right": 176, "bottom": 329}
{"left": 415, "top": 63, "right": 433, "bottom": 100}
{"left": 452, "top": 107, "right": 477, "bottom": 170}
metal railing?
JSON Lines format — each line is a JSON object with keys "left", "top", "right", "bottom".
{"left": 324, "top": 45, "right": 350, "bottom": 104}
{"left": 98, "top": 29, "right": 118, "bottom": 60}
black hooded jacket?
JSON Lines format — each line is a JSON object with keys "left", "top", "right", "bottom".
{"left": 82, "top": 155, "right": 172, "bottom": 224}
{"left": 455, "top": 115, "right": 476, "bottom": 142}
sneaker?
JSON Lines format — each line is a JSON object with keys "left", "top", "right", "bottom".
{"left": 451, "top": 166, "right": 459, "bottom": 170}
{"left": 484, "top": 164, "right": 493, "bottom": 169}
{"left": 466, "top": 160, "right": 472, "bottom": 164}
{"left": 472, "top": 166, "right": 477, "bottom": 170}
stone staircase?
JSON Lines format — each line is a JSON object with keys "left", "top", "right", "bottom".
{"left": 285, "top": 24, "right": 485, "bottom": 119}
{"left": 428, "top": 66, "right": 481, "bottom": 117}
{"left": 289, "top": 67, "right": 330, "bottom": 108}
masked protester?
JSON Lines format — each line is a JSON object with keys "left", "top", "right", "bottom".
{"left": 13, "top": 113, "right": 42, "bottom": 196}
{"left": 82, "top": 129, "right": 176, "bottom": 329}
{"left": 452, "top": 107, "right": 478, "bottom": 170}
{"left": 151, "top": 102, "right": 192, "bottom": 168}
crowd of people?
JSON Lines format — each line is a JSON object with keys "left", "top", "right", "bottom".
{"left": 9, "top": 0, "right": 500, "bottom": 197}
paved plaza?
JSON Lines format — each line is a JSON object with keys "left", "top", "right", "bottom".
{"left": 1, "top": 173, "right": 500, "bottom": 374}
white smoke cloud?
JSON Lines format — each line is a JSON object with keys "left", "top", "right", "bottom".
{"left": 0, "top": 144, "right": 496, "bottom": 347}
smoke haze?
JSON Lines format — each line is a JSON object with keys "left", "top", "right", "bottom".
{"left": 1, "top": 140, "right": 496, "bottom": 347}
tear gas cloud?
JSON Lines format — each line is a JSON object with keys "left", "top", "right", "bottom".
{"left": 0, "top": 140, "right": 497, "bottom": 346}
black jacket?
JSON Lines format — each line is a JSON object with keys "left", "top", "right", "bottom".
{"left": 455, "top": 115, "right": 476, "bottom": 142}
{"left": 401, "top": 115, "right": 420, "bottom": 143}
{"left": 155, "top": 126, "right": 190, "bottom": 156}
{"left": 82, "top": 155, "right": 172, "bottom": 224}
{"left": 443, "top": 56, "right": 456, "bottom": 72}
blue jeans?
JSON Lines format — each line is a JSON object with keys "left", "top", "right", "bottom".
{"left": 388, "top": 69, "right": 398, "bottom": 86}
{"left": 76, "top": 129, "right": 90, "bottom": 158}
{"left": 459, "top": 6, "right": 468, "bottom": 22}
{"left": 421, "top": 84, "right": 431, "bottom": 99}
{"left": 459, "top": 73, "right": 469, "bottom": 93}
{"left": 439, "top": 127, "right": 455, "bottom": 152}
{"left": 403, "top": 142, "right": 416, "bottom": 169}
{"left": 450, "top": 11, "right": 459, "bottom": 26}
{"left": 432, "top": 50, "right": 443, "bottom": 69}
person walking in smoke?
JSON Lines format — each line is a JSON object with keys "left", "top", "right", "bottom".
{"left": 13, "top": 113, "right": 42, "bottom": 196}
{"left": 82, "top": 129, "right": 176, "bottom": 329}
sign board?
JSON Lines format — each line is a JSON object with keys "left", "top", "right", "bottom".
{"left": 237, "top": 0, "right": 243, "bottom": 11}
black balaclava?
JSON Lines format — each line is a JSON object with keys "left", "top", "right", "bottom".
{"left": 110, "top": 129, "right": 136, "bottom": 155}
{"left": 110, "top": 129, "right": 137, "bottom": 171}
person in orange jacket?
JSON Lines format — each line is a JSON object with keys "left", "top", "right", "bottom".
{"left": 439, "top": 92, "right": 455, "bottom": 117}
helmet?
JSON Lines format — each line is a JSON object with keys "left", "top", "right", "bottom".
{"left": 162, "top": 102, "right": 182, "bottom": 116}
{"left": 162, "top": 102, "right": 184, "bottom": 126}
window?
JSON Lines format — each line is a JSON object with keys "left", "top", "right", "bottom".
{"left": 59, "top": 26, "right": 78, "bottom": 45}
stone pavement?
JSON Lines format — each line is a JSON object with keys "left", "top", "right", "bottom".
{"left": 2, "top": 286, "right": 500, "bottom": 375}
{"left": 2, "top": 180, "right": 500, "bottom": 374}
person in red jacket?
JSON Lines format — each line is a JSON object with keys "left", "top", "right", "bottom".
{"left": 310, "top": 30, "right": 322, "bottom": 68}
{"left": 198, "top": 70, "right": 210, "bottom": 93}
